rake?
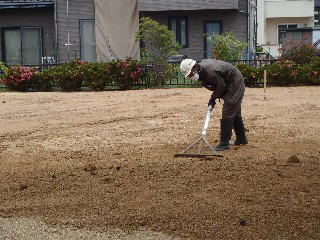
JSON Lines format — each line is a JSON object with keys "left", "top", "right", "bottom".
{"left": 174, "top": 105, "right": 223, "bottom": 158}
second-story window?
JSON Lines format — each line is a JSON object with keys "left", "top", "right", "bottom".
{"left": 169, "top": 16, "right": 188, "bottom": 48}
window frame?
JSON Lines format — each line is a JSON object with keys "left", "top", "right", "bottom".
{"left": 168, "top": 16, "right": 189, "bottom": 48}
{"left": 1, "top": 26, "right": 42, "bottom": 65}
{"left": 79, "top": 19, "right": 97, "bottom": 62}
{"left": 277, "top": 23, "right": 298, "bottom": 45}
{"left": 203, "top": 20, "right": 223, "bottom": 59}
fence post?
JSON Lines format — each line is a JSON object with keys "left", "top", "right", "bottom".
{"left": 264, "top": 69, "right": 267, "bottom": 100}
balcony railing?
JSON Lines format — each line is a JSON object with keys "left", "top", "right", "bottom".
{"left": 0, "top": 0, "right": 54, "bottom": 9}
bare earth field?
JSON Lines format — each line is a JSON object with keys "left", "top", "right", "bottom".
{"left": 0, "top": 87, "right": 320, "bottom": 240}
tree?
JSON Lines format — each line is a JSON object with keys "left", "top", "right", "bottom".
{"left": 136, "top": 17, "right": 181, "bottom": 86}
{"left": 207, "top": 32, "right": 247, "bottom": 60}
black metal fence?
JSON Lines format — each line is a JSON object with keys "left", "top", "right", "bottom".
{"left": 0, "top": 60, "right": 278, "bottom": 89}
{"left": 228, "top": 59, "right": 278, "bottom": 67}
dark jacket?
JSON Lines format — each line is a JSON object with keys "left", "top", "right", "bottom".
{"left": 198, "top": 59, "right": 245, "bottom": 118}
{"left": 199, "top": 59, "right": 238, "bottom": 98}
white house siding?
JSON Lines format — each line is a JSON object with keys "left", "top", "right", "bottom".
{"left": 265, "top": 0, "right": 314, "bottom": 18}
{"left": 266, "top": 17, "right": 314, "bottom": 45}
{"left": 257, "top": 0, "right": 314, "bottom": 57}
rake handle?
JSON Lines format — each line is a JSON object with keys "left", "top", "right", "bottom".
{"left": 201, "top": 105, "right": 213, "bottom": 136}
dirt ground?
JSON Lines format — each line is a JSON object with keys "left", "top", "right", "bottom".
{"left": 0, "top": 86, "right": 320, "bottom": 240}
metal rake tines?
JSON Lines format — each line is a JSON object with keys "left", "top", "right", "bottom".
{"left": 174, "top": 135, "right": 223, "bottom": 158}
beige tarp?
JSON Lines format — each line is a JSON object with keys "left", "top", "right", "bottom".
{"left": 94, "top": 0, "right": 140, "bottom": 62}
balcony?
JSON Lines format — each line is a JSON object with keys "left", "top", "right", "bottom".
{"left": 265, "top": 0, "right": 314, "bottom": 19}
{"left": 0, "top": 0, "right": 54, "bottom": 9}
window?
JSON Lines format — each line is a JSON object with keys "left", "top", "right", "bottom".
{"left": 204, "top": 21, "right": 222, "bottom": 58}
{"left": 2, "top": 27, "right": 42, "bottom": 65}
{"left": 315, "top": 9, "right": 320, "bottom": 27}
{"left": 278, "top": 24, "right": 298, "bottom": 44}
{"left": 80, "top": 19, "right": 97, "bottom": 62}
{"left": 169, "top": 17, "right": 188, "bottom": 48}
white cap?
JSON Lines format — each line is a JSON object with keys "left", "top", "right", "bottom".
{"left": 180, "top": 59, "right": 196, "bottom": 78}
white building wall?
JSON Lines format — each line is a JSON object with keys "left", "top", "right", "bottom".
{"left": 257, "top": 0, "right": 265, "bottom": 44}
{"left": 257, "top": 0, "right": 314, "bottom": 57}
{"left": 266, "top": 17, "right": 314, "bottom": 44}
{"left": 265, "top": 0, "right": 314, "bottom": 18}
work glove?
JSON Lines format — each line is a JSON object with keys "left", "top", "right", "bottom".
{"left": 208, "top": 96, "right": 216, "bottom": 108}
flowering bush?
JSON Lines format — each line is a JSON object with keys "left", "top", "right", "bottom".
{"left": 0, "top": 65, "right": 38, "bottom": 91}
{"left": 296, "top": 60, "right": 320, "bottom": 85}
{"left": 83, "top": 62, "right": 111, "bottom": 91}
{"left": 50, "top": 59, "right": 87, "bottom": 91}
{"left": 280, "top": 39, "right": 317, "bottom": 65}
{"left": 265, "top": 60, "right": 298, "bottom": 85}
{"left": 107, "top": 58, "right": 146, "bottom": 90}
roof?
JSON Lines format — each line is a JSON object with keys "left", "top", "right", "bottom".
{"left": 0, "top": 0, "right": 53, "bottom": 9}
{"left": 138, "top": 0, "right": 239, "bottom": 11}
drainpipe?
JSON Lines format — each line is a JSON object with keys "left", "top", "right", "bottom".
{"left": 54, "top": 0, "right": 58, "bottom": 63}
{"left": 248, "top": 0, "right": 251, "bottom": 59}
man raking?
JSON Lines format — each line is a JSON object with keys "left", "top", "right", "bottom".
{"left": 180, "top": 59, "right": 248, "bottom": 151}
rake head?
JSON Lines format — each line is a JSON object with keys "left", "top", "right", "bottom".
{"left": 174, "top": 135, "right": 223, "bottom": 158}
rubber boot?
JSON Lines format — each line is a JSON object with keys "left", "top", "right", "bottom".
{"left": 233, "top": 115, "right": 248, "bottom": 145}
{"left": 214, "top": 119, "right": 233, "bottom": 151}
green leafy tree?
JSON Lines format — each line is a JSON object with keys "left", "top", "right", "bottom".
{"left": 136, "top": 17, "right": 181, "bottom": 86}
{"left": 208, "top": 32, "right": 247, "bottom": 60}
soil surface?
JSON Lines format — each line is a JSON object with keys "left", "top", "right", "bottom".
{"left": 0, "top": 87, "right": 320, "bottom": 240}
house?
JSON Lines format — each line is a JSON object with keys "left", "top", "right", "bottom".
{"left": 0, "top": 0, "right": 55, "bottom": 65}
{"left": 0, "top": 0, "right": 96, "bottom": 65}
{"left": 257, "top": 0, "right": 314, "bottom": 58}
{"left": 0, "top": 0, "right": 252, "bottom": 65}
{"left": 315, "top": 0, "right": 320, "bottom": 26}
{"left": 139, "top": 0, "right": 251, "bottom": 60}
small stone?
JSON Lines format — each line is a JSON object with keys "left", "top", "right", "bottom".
{"left": 239, "top": 219, "right": 247, "bottom": 226}
{"left": 287, "top": 155, "right": 300, "bottom": 164}
{"left": 84, "top": 163, "right": 97, "bottom": 172}
{"left": 2, "top": 101, "right": 5, "bottom": 103}
{"left": 20, "top": 184, "right": 28, "bottom": 190}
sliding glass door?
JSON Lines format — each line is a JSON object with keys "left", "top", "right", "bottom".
{"left": 3, "top": 27, "right": 42, "bottom": 65}
{"left": 204, "top": 21, "right": 222, "bottom": 59}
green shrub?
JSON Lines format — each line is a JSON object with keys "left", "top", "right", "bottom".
{"left": 31, "top": 70, "right": 53, "bottom": 91}
{"left": 265, "top": 60, "right": 298, "bottom": 85}
{"left": 51, "top": 59, "right": 87, "bottom": 91}
{"left": 0, "top": 65, "right": 38, "bottom": 91}
{"left": 107, "top": 58, "right": 146, "bottom": 90}
{"left": 0, "top": 61, "right": 9, "bottom": 75}
{"left": 236, "top": 63, "right": 263, "bottom": 87}
{"left": 136, "top": 17, "right": 181, "bottom": 86}
{"left": 208, "top": 32, "right": 247, "bottom": 60}
{"left": 83, "top": 62, "right": 111, "bottom": 91}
